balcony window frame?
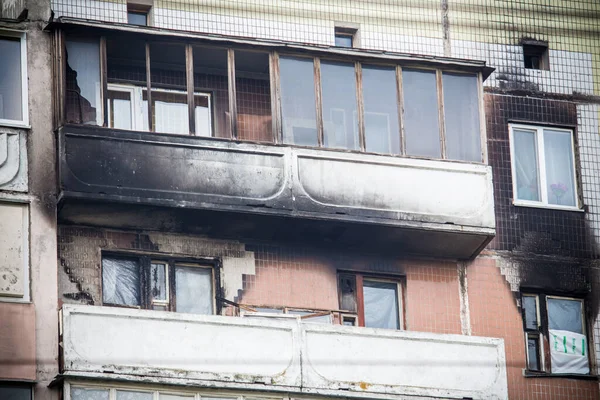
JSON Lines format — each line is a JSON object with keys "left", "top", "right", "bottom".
{"left": 509, "top": 123, "right": 580, "bottom": 211}
{"left": 100, "top": 253, "right": 221, "bottom": 315}
{"left": 0, "top": 30, "right": 29, "bottom": 128}
{"left": 521, "top": 292, "right": 590, "bottom": 375}
{"left": 61, "top": 29, "right": 487, "bottom": 164}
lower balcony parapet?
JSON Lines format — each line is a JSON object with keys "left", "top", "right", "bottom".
{"left": 60, "top": 305, "right": 508, "bottom": 399}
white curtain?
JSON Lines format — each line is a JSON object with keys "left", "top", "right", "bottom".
{"left": 363, "top": 281, "right": 399, "bottom": 329}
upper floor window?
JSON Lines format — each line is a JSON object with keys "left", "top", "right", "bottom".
{"left": 509, "top": 124, "right": 578, "bottom": 210}
{"left": 522, "top": 293, "right": 589, "bottom": 374}
{"left": 338, "top": 273, "right": 404, "bottom": 330}
{"left": 102, "top": 255, "right": 217, "bottom": 315}
{"left": 62, "top": 31, "right": 486, "bottom": 163}
{"left": 334, "top": 27, "right": 357, "bottom": 48}
{"left": 0, "top": 33, "right": 28, "bottom": 126}
{"left": 523, "top": 42, "right": 549, "bottom": 70}
{"left": 0, "top": 384, "right": 32, "bottom": 400}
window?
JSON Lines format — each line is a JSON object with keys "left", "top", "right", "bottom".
{"left": 522, "top": 293, "right": 589, "bottom": 374}
{"left": 509, "top": 124, "right": 578, "bottom": 209}
{"left": 127, "top": 1, "right": 151, "bottom": 26}
{"left": 523, "top": 42, "right": 549, "bottom": 70}
{"left": 338, "top": 273, "right": 403, "bottom": 330}
{"left": 101, "top": 255, "right": 217, "bottom": 315}
{"left": 64, "top": 32, "right": 485, "bottom": 161}
{"left": 0, "top": 33, "right": 28, "bottom": 126}
{"left": 334, "top": 27, "right": 357, "bottom": 48}
{"left": 0, "top": 384, "right": 32, "bottom": 400}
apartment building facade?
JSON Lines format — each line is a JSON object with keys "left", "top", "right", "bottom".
{"left": 1, "top": 1, "right": 600, "bottom": 400}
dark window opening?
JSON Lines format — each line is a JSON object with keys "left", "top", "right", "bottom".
{"left": 0, "top": 384, "right": 32, "bottom": 400}
{"left": 523, "top": 44, "right": 549, "bottom": 70}
{"left": 127, "top": 4, "right": 151, "bottom": 26}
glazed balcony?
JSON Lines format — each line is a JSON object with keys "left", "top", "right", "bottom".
{"left": 56, "top": 26, "right": 495, "bottom": 259}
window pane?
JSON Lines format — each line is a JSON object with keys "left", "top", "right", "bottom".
{"left": 527, "top": 337, "right": 540, "bottom": 370}
{"left": 194, "top": 46, "right": 228, "bottom": 138}
{"left": 513, "top": 128, "right": 540, "bottom": 201}
{"left": 443, "top": 73, "right": 481, "bottom": 162}
{"left": 335, "top": 35, "right": 353, "bottom": 47}
{"left": 403, "top": 69, "right": 440, "bottom": 158}
{"left": 107, "top": 89, "right": 132, "bottom": 130}
{"left": 544, "top": 129, "right": 576, "bottom": 207}
{"left": 339, "top": 274, "right": 357, "bottom": 312}
{"left": 280, "top": 57, "right": 318, "bottom": 147}
{"left": 194, "top": 94, "right": 212, "bottom": 137}
{"left": 522, "top": 295, "right": 538, "bottom": 330}
{"left": 0, "top": 37, "right": 22, "bottom": 121}
{"left": 548, "top": 298, "right": 583, "bottom": 334}
{"left": 127, "top": 12, "right": 147, "bottom": 26}
{"left": 175, "top": 266, "right": 213, "bottom": 315}
{"left": 235, "top": 51, "right": 272, "bottom": 142}
{"left": 117, "top": 391, "right": 153, "bottom": 400}
{"left": 362, "top": 65, "right": 400, "bottom": 154}
{"left": 66, "top": 38, "right": 101, "bottom": 125}
{"left": 321, "top": 61, "right": 359, "bottom": 150}
{"left": 102, "top": 257, "right": 140, "bottom": 306}
{"left": 150, "top": 43, "right": 187, "bottom": 134}
{"left": 150, "top": 262, "right": 167, "bottom": 302}
{"left": 0, "top": 386, "right": 31, "bottom": 400}
{"left": 363, "top": 280, "right": 399, "bottom": 330}
{"left": 71, "top": 388, "right": 109, "bottom": 400}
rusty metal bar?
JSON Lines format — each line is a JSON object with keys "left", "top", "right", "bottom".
{"left": 314, "top": 57, "right": 324, "bottom": 147}
{"left": 227, "top": 48, "right": 237, "bottom": 139}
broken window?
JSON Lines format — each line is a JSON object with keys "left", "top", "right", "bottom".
{"left": 521, "top": 293, "right": 589, "bottom": 374}
{"left": 102, "top": 255, "right": 217, "bottom": 315}
{"left": 403, "top": 69, "right": 440, "bottom": 158}
{"left": 510, "top": 124, "right": 578, "bottom": 209}
{"left": 280, "top": 56, "right": 318, "bottom": 146}
{"left": 338, "top": 273, "right": 403, "bottom": 330}
{"left": 65, "top": 37, "right": 102, "bottom": 125}
{"left": 0, "top": 34, "right": 26, "bottom": 125}
{"left": 523, "top": 43, "right": 549, "bottom": 70}
{"left": 235, "top": 50, "right": 272, "bottom": 142}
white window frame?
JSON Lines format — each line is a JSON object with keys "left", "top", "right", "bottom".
{"left": 106, "top": 83, "right": 212, "bottom": 136}
{"left": 0, "top": 31, "right": 29, "bottom": 128}
{"left": 509, "top": 124, "right": 580, "bottom": 211}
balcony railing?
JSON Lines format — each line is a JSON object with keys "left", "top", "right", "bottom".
{"left": 60, "top": 304, "right": 508, "bottom": 399}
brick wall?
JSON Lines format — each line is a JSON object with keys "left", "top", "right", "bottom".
{"left": 468, "top": 256, "right": 599, "bottom": 400}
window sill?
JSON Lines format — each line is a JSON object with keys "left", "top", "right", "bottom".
{"left": 0, "top": 120, "right": 30, "bottom": 130}
{"left": 523, "top": 370, "right": 598, "bottom": 380}
{"left": 513, "top": 200, "right": 584, "bottom": 213}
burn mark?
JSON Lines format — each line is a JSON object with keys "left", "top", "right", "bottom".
{"left": 61, "top": 257, "right": 94, "bottom": 305}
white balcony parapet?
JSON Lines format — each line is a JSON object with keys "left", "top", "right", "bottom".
{"left": 61, "top": 305, "right": 507, "bottom": 399}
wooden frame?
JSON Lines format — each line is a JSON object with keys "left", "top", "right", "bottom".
{"left": 100, "top": 253, "right": 220, "bottom": 315}
{"left": 337, "top": 272, "right": 405, "bottom": 330}
{"left": 61, "top": 29, "right": 488, "bottom": 165}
